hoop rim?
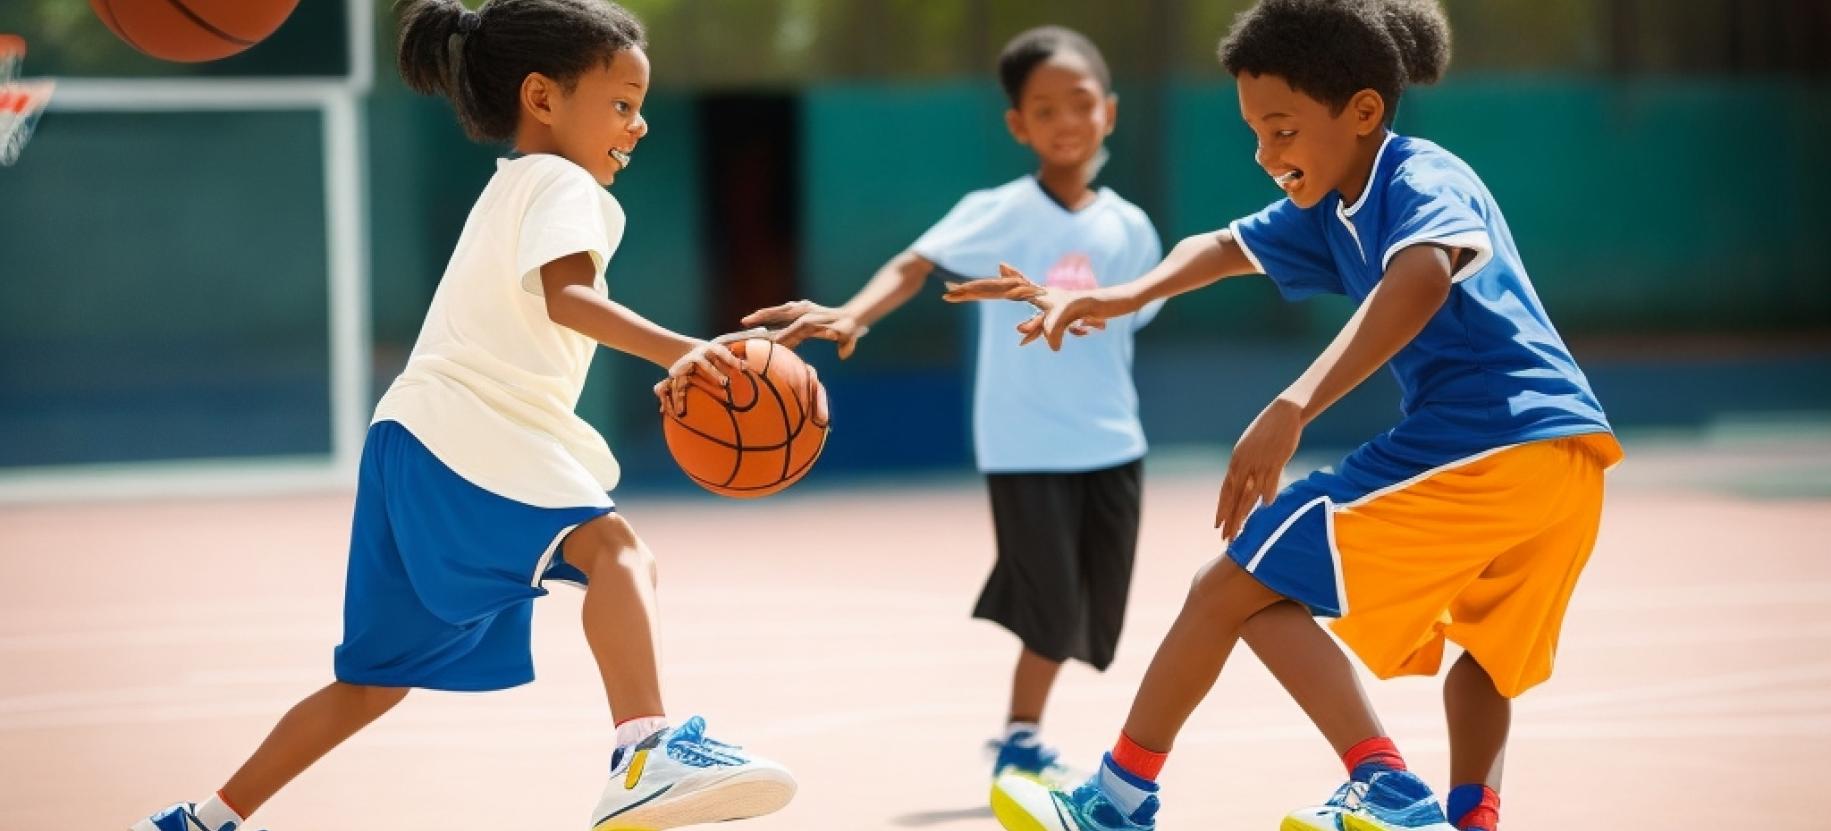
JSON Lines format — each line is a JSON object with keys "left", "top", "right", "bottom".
{"left": 0, "top": 34, "right": 24, "bottom": 58}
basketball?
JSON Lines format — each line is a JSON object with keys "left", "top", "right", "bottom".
{"left": 663, "top": 338, "right": 830, "bottom": 499}
{"left": 90, "top": 0, "right": 301, "bottom": 63}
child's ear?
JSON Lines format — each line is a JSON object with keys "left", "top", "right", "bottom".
{"left": 521, "top": 72, "right": 560, "bottom": 127}
{"left": 1350, "top": 89, "right": 1384, "bottom": 136}
{"left": 1104, "top": 93, "right": 1119, "bottom": 136}
{"left": 1004, "top": 108, "right": 1029, "bottom": 146}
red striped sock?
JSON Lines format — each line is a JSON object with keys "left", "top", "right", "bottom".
{"left": 1341, "top": 736, "right": 1407, "bottom": 780}
{"left": 1110, "top": 731, "right": 1168, "bottom": 781}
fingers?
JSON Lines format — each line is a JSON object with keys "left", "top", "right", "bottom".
{"left": 837, "top": 331, "right": 858, "bottom": 360}
{"left": 1041, "top": 305, "right": 1073, "bottom": 351}
{"left": 706, "top": 340, "right": 750, "bottom": 377}
{"left": 740, "top": 300, "right": 811, "bottom": 328}
{"left": 941, "top": 277, "right": 1045, "bottom": 304}
{"left": 1015, "top": 315, "right": 1044, "bottom": 346}
{"left": 1214, "top": 464, "right": 1238, "bottom": 530}
{"left": 775, "top": 318, "right": 839, "bottom": 349}
{"left": 692, "top": 353, "right": 730, "bottom": 387}
{"left": 712, "top": 327, "right": 768, "bottom": 345}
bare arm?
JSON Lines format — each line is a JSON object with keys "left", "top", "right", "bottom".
{"left": 1279, "top": 243, "right": 1456, "bottom": 423}
{"left": 538, "top": 251, "right": 742, "bottom": 413}
{"left": 839, "top": 250, "right": 935, "bottom": 330}
{"left": 742, "top": 251, "right": 936, "bottom": 358}
{"left": 941, "top": 229, "right": 1259, "bottom": 350}
{"left": 1214, "top": 243, "right": 1458, "bottom": 538}
{"left": 539, "top": 252, "right": 704, "bottom": 368}
{"left": 1084, "top": 229, "right": 1259, "bottom": 318}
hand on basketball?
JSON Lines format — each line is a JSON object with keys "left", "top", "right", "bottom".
{"left": 655, "top": 339, "right": 747, "bottom": 417}
{"left": 942, "top": 263, "right": 1106, "bottom": 349}
{"left": 1216, "top": 398, "right": 1304, "bottom": 541}
{"left": 741, "top": 301, "right": 866, "bottom": 359}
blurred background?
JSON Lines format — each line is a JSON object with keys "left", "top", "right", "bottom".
{"left": 1, "top": 0, "right": 1827, "bottom": 494}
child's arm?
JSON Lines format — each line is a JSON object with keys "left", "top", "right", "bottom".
{"left": 1214, "top": 244, "right": 1458, "bottom": 540}
{"left": 741, "top": 251, "right": 936, "bottom": 359}
{"left": 539, "top": 251, "right": 745, "bottom": 413}
{"left": 942, "top": 230, "right": 1258, "bottom": 350}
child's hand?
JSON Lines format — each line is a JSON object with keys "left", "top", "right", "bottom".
{"left": 655, "top": 339, "right": 746, "bottom": 417}
{"left": 943, "top": 263, "right": 1106, "bottom": 349}
{"left": 741, "top": 301, "right": 866, "bottom": 359}
{"left": 1216, "top": 398, "right": 1303, "bottom": 541}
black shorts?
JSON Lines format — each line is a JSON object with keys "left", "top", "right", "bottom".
{"left": 973, "top": 458, "right": 1143, "bottom": 671}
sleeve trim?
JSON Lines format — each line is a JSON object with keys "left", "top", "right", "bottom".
{"left": 1228, "top": 219, "right": 1269, "bottom": 276}
{"left": 1381, "top": 230, "right": 1491, "bottom": 284}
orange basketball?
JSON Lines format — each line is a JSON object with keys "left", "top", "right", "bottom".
{"left": 662, "top": 338, "right": 831, "bottom": 498}
{"left": 90, "top": 0, "right": 301, "bottom": 63}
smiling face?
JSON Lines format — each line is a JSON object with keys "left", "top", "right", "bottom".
{"left": 531, "top": 46, "right": 652, "bottom": 186}
{"left": 1005, "top": 51, "right": 1116, "bottom": 174}
{"left": 1236, "top": 71, "right": 1384, "bottom": 208}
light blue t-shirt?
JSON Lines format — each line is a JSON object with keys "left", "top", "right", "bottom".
{"left": 912, "top": 176, "right": 1164, "bottom": 473}
{"left": 1229, "top": 133, "right": 1613, "bottom": 469}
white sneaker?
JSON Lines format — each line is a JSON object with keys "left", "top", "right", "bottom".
{"left": 590, "top": 716, "right": 796, "bottom": 830}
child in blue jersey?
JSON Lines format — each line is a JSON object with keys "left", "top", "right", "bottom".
{"left": 131, "top": 3, "right": 793, "bottom": 831}
{"left": 952, "top": 2, "right": 1621, "bottom": 830}
{"left": 746, "top": 26, "right": 1164, "bottom": 782}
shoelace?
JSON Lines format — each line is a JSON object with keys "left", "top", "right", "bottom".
{"left": 1325, "top": 779, "right": 1371, "bottom": 810}
{"left": 667, "top": 728, "right": 750, "bottom": 767}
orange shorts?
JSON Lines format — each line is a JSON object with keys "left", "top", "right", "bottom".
{"left": 1228, "top": 433, "right": 1623, "bottom": 697}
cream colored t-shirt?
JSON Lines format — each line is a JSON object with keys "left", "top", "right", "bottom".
{"left": 373, "top": 154, "right": 624, "bottom": 508}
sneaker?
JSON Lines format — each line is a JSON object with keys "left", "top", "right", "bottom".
{"left": 992, "top": 729, "right": 1075, "bottom": 785}
{"left": 990, "top": 772, "right": 1159, "bottom": 831}
{"left": 130, "top": 804, "right": 262, "bottom": 831}
{"left": 589, "top": 715, "right": 796, "bottom": 830}
{"left": 1281, "top": 780, "right": 1366, "bottom": 831}
{"left": 1285, "top": 771, "right": 1456, "bottom": 831}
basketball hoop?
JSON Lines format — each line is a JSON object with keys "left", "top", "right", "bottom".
{"left": 0, "top": 34, "right": 52, "bottom": 167}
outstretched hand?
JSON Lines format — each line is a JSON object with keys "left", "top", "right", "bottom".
{"left": 942, "top": 263, "right": 1107, "bottom": 349}
{"left": 741, "top": 300, "right": 865, "bottom": 359}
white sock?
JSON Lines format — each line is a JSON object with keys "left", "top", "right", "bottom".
{"left": 616, "top": 715, "right": 669, "bottom": 748}
{"left": 1099, "top": 755, "right": 1160, "bottom": 818}
{"left": 1004, "top": 721, "right": 1041, "bottom": 744}
{"left": 193, "top": 794, "right": 245, "bottom": 831}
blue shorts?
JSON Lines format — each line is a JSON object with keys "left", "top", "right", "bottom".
{"left": 332, "top": 421, "right": 614, "bottom": 691}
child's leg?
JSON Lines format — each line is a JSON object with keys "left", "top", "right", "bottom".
{"left": 1240, "top": 600, "right": 1386, "bottom": 755}
{"left": 1009, "top": 645, "right": 1063, "bottom": 725}
{"left": 1120, "top": 556, "right": 1284, "bottom": 751}
{"left": 565, "top": 513, "right": 666, "bottom": 723}
{"left": 218, "top": 682, "right": 408, "bottom": 816}
{"left": 1443, "top": 652, "right": 1507, "bottom": 829}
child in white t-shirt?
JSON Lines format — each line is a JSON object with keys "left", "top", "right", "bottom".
{"left": 133, "top": 3, "right": 791, "bottom": 830}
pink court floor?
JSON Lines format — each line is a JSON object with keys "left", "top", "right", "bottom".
{"left": 2, "top": 440, "right": 1827, "bottom": 829}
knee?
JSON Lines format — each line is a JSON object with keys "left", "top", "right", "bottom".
{"left": 1185, "top": 557, "right": 1270, "bottom": 628}
{"left": 569, "top": 514, "right": 653, "bottom": 579}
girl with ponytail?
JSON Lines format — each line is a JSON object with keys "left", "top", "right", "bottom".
{"left": 132, "top": 3, "right": 796, "bottom": 830}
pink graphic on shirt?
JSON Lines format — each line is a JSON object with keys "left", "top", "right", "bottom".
{"left": 1045, "top": 252, "right": 1099, "bottom": 290}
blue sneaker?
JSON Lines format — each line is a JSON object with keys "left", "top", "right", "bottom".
{"left": 590, "top": 716, "right": 796, "bottom": 830}
{"left": 1285, "top": 771, "right": 1456, "bottom": 831}
{"left": 130, "top": 804, "right": 261, "bottom": 831}
{"left": 993, "top": 729, "right": 1074, "bottom": 785}
{"left": 991, "top": 772, "right": 1159, "bottom": 831}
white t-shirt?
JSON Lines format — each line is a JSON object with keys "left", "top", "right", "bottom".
{"left": 373, "top": 154, "right": 624, "bottom": 509}
{"left": 911, "top": 176, "right": 1164, "bottom": 473}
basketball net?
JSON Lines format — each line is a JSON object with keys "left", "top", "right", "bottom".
{"left": 0, "top": 34, "right": 54, "bottom": 167}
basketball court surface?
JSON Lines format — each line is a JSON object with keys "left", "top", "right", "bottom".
{"left": 3, "top": 437, "right": 1825, "bottom": 829}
